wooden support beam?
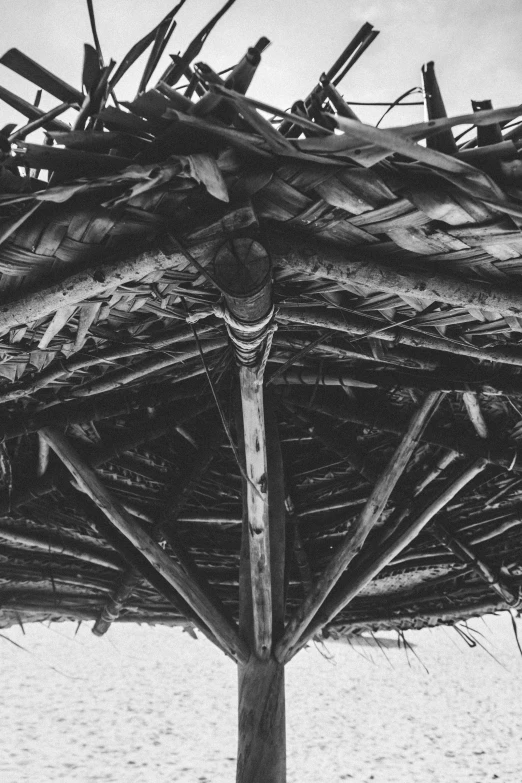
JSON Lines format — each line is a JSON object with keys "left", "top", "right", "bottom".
{"left": 275, "top": 391, "right": 443, "bottom": 663}
{"left": 433, "top": 520, "right": 521, "bottom": 606}
{"left": 240, "top": 365, "right": 272, "bottom": 658}
{"left": 213, "top": 234, "right": 275, "bottom": 658}
{"left": 39, "top": 425, "right": 249, "bottom": 663}
{"left": 68, "top": 487, "right": 226, "bottom": 652}
{"left": 297, "top": 459, "right": 488, "bottom": 653}
{"left": 0, "top": 205, "right": 258, "bottom": 337}
{"left": 0, "top": 385, "right": 209, "bottom": 443}
{"left": 0, "top": 399, "right": 213, "bottom": 518}
{"left": 236, "top": 394, "right": 287, "bottom": 783}
{"left": 237, "top": 657, "right": 286, "bottom": 783}
{"left": 270, "top": 231, "right": 522, "bottom": 319}
{"left": 265, "top": 395, "right": 287, "bottom": 638}
{"left": 0, "top": 525, "right": 123, "bottom": 571}
{"left": 472, "top": 99, "right": 503, "bottom": 147}
{"left": 277, "top": 307, "right": 522, "bottom": 369}
{"left": 0, "top": 246, "right": 183, "bottom": 338}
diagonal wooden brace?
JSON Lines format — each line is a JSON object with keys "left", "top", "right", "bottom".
{"left": 39, "top": 425, "right": 249, "bottom": 664}
{"left": 275, "top": 391, "right": 444, "bottom": 663}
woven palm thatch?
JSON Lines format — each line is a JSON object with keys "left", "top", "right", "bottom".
{"left": 0, "top": 2, "right": 522, "bottom": 645}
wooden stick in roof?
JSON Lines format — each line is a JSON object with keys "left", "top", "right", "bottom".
{"left": 275, "top": 390, "right": 444, "bottom": 664}
{"left": 39, "top": 425, "right": 249, "bottom": 664}
{"left": 290, "top": 458, "right": 490, "bottom": 657}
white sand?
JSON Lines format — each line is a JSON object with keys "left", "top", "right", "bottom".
{"left": 1, "top": 614, "right": 521, "bottom": 782}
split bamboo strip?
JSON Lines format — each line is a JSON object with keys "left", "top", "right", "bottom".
{"left": 296, "top": 459, "right": 488, "bottom": 654}
{"left": 275, "top": 391, "right": 443, "bottom": 663}
{"left": 39, "top": 425, "right": 249, "bottom": 663}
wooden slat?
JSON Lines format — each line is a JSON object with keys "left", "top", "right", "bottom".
{"left": 39, "top": 425, "right": 249, "bottom": 663}
{"left": 274, "top": 391, "right": 443, "bottom": 663}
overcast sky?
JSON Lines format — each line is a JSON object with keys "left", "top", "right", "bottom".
{"left": 1, "top": 0, "right": 521, "bottom": 130}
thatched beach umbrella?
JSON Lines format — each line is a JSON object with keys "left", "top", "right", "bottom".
{"left": 1, "top": 2, "right": 522, "bottom": 780}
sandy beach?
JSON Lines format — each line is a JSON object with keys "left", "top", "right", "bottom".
{"left": 1, "top": 613, "right": 521, "bottom": 782}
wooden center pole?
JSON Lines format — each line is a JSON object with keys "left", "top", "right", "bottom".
{"left": 236, "top": 396, "right": 286, "bottom": 783}
{"left": 214, "top": 237, "right": 286, "bottom": 782}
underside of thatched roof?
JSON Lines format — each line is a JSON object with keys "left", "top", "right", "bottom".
{"left": 0, "top": 2, "right": 522, "bottom": 646}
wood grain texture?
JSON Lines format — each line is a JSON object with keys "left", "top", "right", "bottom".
{"left": 236, "top": 656, "right": 286, "bottom": 783}
{"left": 240, "top": 365, "right": 272, "bottom": 658}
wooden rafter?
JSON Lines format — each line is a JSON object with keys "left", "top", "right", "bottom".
{"left": 39, "top": 425, "right": 249, "bottom": 663}
{"left": 294, "top": 458, "right": 489, "bottom": 654}
{"left": 275, "top": 391, "right": 443, "bottom": 663}
{"left": 271, "top": 230, "right": 522, "bottom": 319}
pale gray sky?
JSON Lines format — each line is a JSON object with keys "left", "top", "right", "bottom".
{"left": 0, "top": 0, "right": 521, "bottom": 129}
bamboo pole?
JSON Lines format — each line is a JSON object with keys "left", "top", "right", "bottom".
{"left": 275, "top": 391, "right": 443, "bottom": 663}
{"left": 270, "top": 231, "right": 522, "bottom": 319}
{"left": 297, "top": 459, "right": 488, "bottom": 653}
{"left": 39, "top": 425, "right": 249, "bottom": 663}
